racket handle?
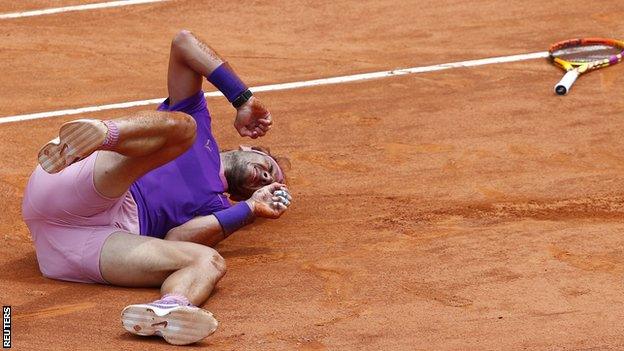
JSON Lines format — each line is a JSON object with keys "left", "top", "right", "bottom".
{"left": 554, "top": 70, "right": 579, "bottom": 95}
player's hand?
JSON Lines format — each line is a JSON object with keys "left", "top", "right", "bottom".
{"left": 245, "top": 183, "right": 292, "bottom": 219}
{"left": 234, "top": 96, "right": 272, "bottom": 139}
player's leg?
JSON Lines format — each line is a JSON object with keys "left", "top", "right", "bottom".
{"left": 38, "top": 111, "right": 196, "bottom": 198}
{"left": 100, "top": 231, "right": 226, "bottom": 345}
{"left": 100, "top": 231, "right": 226, "bottom": 301}
{"left": 94, "top": 111, "right": 197, "bottom": 198}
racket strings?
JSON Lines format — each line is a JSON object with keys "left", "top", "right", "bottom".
{"left": 552, "top": 45, "right": 622, "bottom": 62}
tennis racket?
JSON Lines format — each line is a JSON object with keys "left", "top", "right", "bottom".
{"left": 549, "top": 38, "right": 624, "bottom": 95}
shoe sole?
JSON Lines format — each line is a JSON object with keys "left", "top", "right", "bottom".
{"left": 37, "top": 119, "right": 106, "bottom": 174}
{"left": 121, "top": 304, "right": 218, "bottom": 345}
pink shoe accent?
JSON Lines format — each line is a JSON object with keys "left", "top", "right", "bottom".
{"left": 101, "top": 120, "right": 119, "bottom": 150}
{"left": 159, "top": 293, "right": 192, "bottom": 307}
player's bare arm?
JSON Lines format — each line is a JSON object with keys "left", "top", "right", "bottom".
{"left": 168, "top": 30, "right": 273, "bottom": 138}
{"left": 165, "top": 182, "right": 292, "bottom": 246}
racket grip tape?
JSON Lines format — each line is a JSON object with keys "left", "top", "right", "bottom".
{"left": 554, "top": 70, "right": 579, "bottom": 95}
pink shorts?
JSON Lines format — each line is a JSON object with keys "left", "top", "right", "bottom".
{"left": 22, "top": 152, "right": 139, "bottom": 284}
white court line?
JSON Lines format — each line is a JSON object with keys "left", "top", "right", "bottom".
{"left": 0, "top": 0, "right": 168, "bottom": 19}
{"left": 0, "top": 51, "right": 549, "bottom": 125}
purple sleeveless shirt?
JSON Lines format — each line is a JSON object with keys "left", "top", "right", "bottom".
{"left": 130, "top": 91, "right": 231, "bottom": 238}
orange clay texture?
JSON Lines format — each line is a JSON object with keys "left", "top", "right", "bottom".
{"left": 1, "top": 0, "right": 624, "bottom": 350}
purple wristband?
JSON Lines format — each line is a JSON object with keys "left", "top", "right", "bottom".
{"left": 207, "top": 63, "right": 247, "bottom": 103}
{"left": 214, "top": 202, "right": 255, "bottom": 237}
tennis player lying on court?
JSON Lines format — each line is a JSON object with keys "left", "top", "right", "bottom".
{"left": 21, "top": 30, "right": 292, "bottom": 345}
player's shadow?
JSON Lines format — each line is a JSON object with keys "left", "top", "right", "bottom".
{"left": 114, "top": 332, "right": 215, "bottom": 348}
{"left": 0, "top": 253, "right": 41, "bottom": 283}
{"left": 218, "top": 246, "right": 273, "bottom": 259}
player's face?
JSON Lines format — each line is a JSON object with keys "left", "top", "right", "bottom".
{"left": 226, "top": 151, "right": 281, "bottom": 200}
{"left": 242, "top": 151, "right": 279, "bottom": 190}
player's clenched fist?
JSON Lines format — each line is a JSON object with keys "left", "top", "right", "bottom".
{"left": 245, "top": 183, "right": 292, "bottom": 219}
{"left": 234, "top": 96, "right": 273, "bottom": 139}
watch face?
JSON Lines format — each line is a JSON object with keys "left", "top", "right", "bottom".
{"left": 233, "top": 89, "right": 253, "bottom": 108}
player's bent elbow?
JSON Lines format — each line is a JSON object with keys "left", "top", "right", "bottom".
{"left": 171, "top": 29, "right": 194, "bottom": 51}
{"left": 164, "top": 226, "right": 184, "bottom": 241}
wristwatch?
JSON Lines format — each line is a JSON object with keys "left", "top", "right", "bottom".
{"left": 232, "top": 89, "right": 253, "bottom": 108}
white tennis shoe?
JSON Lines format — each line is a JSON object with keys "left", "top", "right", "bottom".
{"left": 121, "top": 300, "right": 219, "bottom": 345}
{"left": 37, "top": 119, "right": 107, "bottom": 173}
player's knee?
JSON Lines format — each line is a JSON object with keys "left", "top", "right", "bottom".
{"left": 211, "top": 252, "right": 227, "bottom": 278}
{"left": 169, "top": 112, "right": 197, "bottom": 143}
{"left": 195, "top": 247, "right": 227, "bottom": 279}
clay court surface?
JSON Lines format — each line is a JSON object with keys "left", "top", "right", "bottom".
{"left": 1, "top": 0, "right": 624, "bottom": 349}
